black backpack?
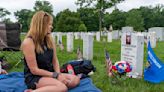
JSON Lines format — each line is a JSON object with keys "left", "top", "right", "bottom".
{"left": 61, "top": 60, "right": 96, "bottom": 75}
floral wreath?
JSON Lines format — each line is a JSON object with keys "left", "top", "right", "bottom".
{"left": 112, "top": 61, "right": 132, "bottom": 76}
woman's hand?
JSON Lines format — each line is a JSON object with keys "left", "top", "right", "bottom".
{"left": 57, "top": 73, "right": 69, "bottom": 85}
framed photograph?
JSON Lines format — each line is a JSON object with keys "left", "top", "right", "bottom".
{"left": 126, "top": 34, "right": 131, "bottom": 45}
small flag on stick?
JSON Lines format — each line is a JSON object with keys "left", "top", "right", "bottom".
{"left": 105, "top": 50, "right": 113, "bottom": 77}
{"left": 77, "top": 46, "right": 83, "bottom": 60}
{"left": 59, "top": 40, "right": 64, "bottom": 51}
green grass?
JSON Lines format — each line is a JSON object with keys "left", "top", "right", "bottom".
{"left": 1, "top": 35, "right": 164, "bottom": 92}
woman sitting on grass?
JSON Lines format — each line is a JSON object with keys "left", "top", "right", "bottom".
{"left": 22, "top": 11, "right": 80, "bottom": 92}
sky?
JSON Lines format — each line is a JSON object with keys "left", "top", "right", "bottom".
{"left": 0, "top": 0, "right": 164, "bottom": 22}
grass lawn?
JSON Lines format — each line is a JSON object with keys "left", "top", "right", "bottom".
{"left": 1, "top": 35, "right": 164, "bottom": 92}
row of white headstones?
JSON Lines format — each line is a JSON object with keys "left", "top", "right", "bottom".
{"left": 52, "top": 31, "right": 157, "bottom": 54}
{"left": 51, "top": 27, "right": 164, "bottom": 78}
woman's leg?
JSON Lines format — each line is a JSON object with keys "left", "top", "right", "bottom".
{"left": 33, "top": 86, "right": 66, "bottom": 92}
{"left": 60, "top": 74, "right": 80, "bottom": 88}
{"left": 34, "top": 77, "right": 68, "bottom": 92}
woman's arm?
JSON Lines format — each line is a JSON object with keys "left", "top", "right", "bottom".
{"left": 22, "top": 38, "right": 53, "bottom": 77}
{"left": 52, "top": 44, "right": 60, "bottom": 73}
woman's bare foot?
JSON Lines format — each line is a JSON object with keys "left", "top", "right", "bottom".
{"left": 24, "top": 89, "right": 33, "bottom": 92}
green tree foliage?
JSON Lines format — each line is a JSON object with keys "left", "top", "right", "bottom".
{"left": 77, "top": 8, "right": 99, "bottom": 31}
{"left": 126, "top": 9, "right": 144, "bottom": 31}
{"left": 56, "top": 9, "right": 82, "bottom": 32}
{"left": 78, "top": 23, "right": 87, "bottom": 32}
{"left": 76, "top": 0, "right": 124, "bottom": 31}
{"left": 2, "top": 18, "right": 12, "bottom": 23}
{"left": 0, "top": 7, "right": 10, "bottom": 18}
{"left": 138, "top": 5, "right": 164, "bottom": 30}
{"left": 33, "top": 1, "right": 53, "bottom": 14}
{"left": 11, "top": 1, "right": 164, "bottom": 32}
{"left": 14, "top": 9, "right": 33, "bottom": 32}
{"left": 151, "top": 5, "right": 164, "bottom": 27}
{"left": 104, "top": 9, "right": 126, "bottom": 30}
{"left": 139, "top": 7, "right": 154, "bottom": 30}
{"left": 0, "top": 7, "right": 11, "bottom": 23}
{"left": 14, "top": 1, "right": 54, "bottom": 32}
{"left": 33, "top": 1, "right": 56, "bottom": 30}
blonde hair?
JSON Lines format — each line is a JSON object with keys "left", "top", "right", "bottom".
{"left": 25, "top": 11, "right": 54, "bottom": 53}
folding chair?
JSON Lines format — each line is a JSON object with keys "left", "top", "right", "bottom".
{"left": 0, "top": 22, "right": 22, "bottom": 68}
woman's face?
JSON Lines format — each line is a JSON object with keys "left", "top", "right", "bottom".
{"left": 47, "top": 20, "right": 53, "bottom": 34}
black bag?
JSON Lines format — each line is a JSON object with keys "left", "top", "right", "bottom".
{"left": 61, "top": 60, "right": 96, "bottom": 75}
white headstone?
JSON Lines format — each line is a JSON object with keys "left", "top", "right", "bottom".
{"left": 142, "top": 32, "right": 148, "bottom": 37}
{"left": 67, "top": 33, "right": 74, "bottom": 52}
{"left": 148, "top": 27, "right": 164, "bottom": 41}
{"left": 57, "top": 32, "right": 62, "bottom": 44}
{"left": 51, "top": 32, "right": 56, "bottom": 44}
{"left": 112, "top": 30, "right": 119, "bottom": 39}
{"left": 122, "top": 26, "right": 133, "bottom": 33}
{"left": 78, "top": 32, "right": 81, "bottom": 39}
{"left": 88, "top": 32, "right": 95, "bottom": 37}
{"left": 121, "top": 33, "right": 144, "bottom": 78}
{"left": 62, "top": 32, "right": 67, "bottom": 36}
{"left": 83, "top": 33, "right": 93, "bottom": 60}
{"left": 141, "top": 32, "right": 148, "bottom": 44}
{"left": 109, "top": 25, "right": 113, "bottom": 32}
{"left": 81, "top": 32, "right": 85, "bottom": 40}
{"left": 107, "top": 32, "right": 112, "bottom": 42}
{"left": 119, "top": 31, "right": 122, "bottom": 39}
{"left": 96, "top": 32, "right": 100, "bottom": 41}
{"left": 148, "top": 32, "right": 156, "bottom": 48}
{"left": 101, "top": 31, "right": 107, "bottom": 36}
{"left": 104, "top": 27, "right": 107, "bottom": 32}
{"left": 74, "top": 32, "right": 80, "bottom": 39}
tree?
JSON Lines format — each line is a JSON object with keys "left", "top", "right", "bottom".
{"left": 2, "top": 18, "right": 12, "bottom": 23}
{"left": 139, "top": 5, "right": 164, "bottom": 30}
{"left": 77, "top": 8, "right": 99, "bottom": 31}
{"left": 126, "top": 9, "right": 144, "bottom": 31}
{"left": 33, "top": 1, "right": 53, "bottom": 14}
{"left": 14, "top": 1, "right": 54, "bottom": 32}
{"left": 78, "top": 23, "right": 87, "bottom": 32}
{"left": 104, "top": 9, "right": 126, "bottom": 30}
{"left": 139, "top": 6, "right": 154, "bottom": 30}
{"left": 56, "top": 9, "right": 82, "bottom": 32}
{"left": 33, "top": 1, "right": 56, "bottom": 31}
{"left": 0, "top": 7, "right": 11, "bottom": 22}
{"left": 14, "top": 9, "right": 33, "bottom": 32}
{"left": 76, "top": 0, "right": 124, "bottom": 31}
{"left": 151, "top": 5, "right": 164, "bottom": 27}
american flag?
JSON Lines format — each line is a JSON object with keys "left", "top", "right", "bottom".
{"left": 105, "top": 50, "right": 113, "bottom": 76}
{"left": 59, "top": 40, "right": 64, "bottom": 51}
{"left": 77, "top": 46, "right": 83, "bottom": 60}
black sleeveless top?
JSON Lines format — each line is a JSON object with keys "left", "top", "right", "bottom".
{"left": 24, "top": 37, "right": 54, "bottom": 89}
